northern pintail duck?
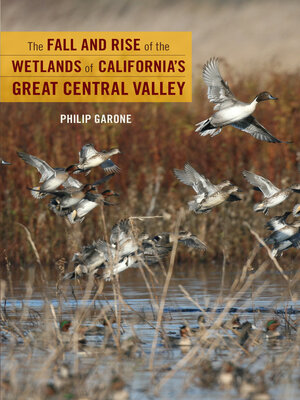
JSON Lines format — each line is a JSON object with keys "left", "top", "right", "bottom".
{"left": 264, "top": 212, "right": 300, "bottom": 256}
{"left": 195, "top": 58, "right": 285, "bottom": 143}
{"left": 18, "top": 151, "right": 78, "bottom": 199}
{"left": 0, "top": 157, "right": 11, "bottom": 165}
{"left": 174, "top": 163, "right": 241, "bottom": 213}
{"left": 33, "top": 173, "right": 115, "bottom": 210}
{"left": 243, "top": 170, "right": 300, "bottom": 214}
{"left": 270, "top": 230, "right": 300, "bottom": 257}
{"left": 75, "top": 144, "right": 121, "bottom": 175}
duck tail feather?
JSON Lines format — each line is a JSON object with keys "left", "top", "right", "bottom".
{"left": 195, "top": 119, "right": 221, "bottom": 137}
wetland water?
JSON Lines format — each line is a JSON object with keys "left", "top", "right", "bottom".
{"left": 1, "top": 265, "right": 299, "bottom": 399}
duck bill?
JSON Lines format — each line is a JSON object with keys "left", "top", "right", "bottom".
{"left": 270, "top": 95, "right": 278, "bottom": 100}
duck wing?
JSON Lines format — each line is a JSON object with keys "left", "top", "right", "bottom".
{"left": 231, "top": 116, "right": 283, "bottom": 143}
{"left": 178, "top": 235, "right": 207, "bottom": 251}
{"left": 17, "top": 152, "right": 55, "bottom": 182}
{"left": 93, "top": 239, "right": 117, "bottom": 260}
{"left": 79, "top": 144, "right": 98, "bottom": 163}
{"left": 110, "top": 219, "right": 132, "bottom": 245}
{"left": 174, "top": 168, "right": 203, "bottom": 194}
{"left": 91, "top": 173, "right": 115, "bottom": 187}
{"left": 63, "top": 176, "right": 84, "bottom": 189}
{"left": 243, "top": 170, "right": 280, "bottom": 198}
{"left": 174, "top": 163, "right": 214, "bottom": 195}
{"left": 34, "top": 187, "right": 77, "bottom": 197}
{"left": 100, "top": 159, "right": 121, "bottom": 174}
{"left": 184, "top": 163, "right": 217, "bottom": 194}
{"left": 202, "top": 58, "right": 236, "bottom": 105}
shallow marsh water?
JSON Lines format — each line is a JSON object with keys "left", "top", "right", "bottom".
{"left": 1, "top": 264, "right": 300, "bottom": 399}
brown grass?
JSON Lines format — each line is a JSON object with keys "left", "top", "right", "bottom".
{"left": 0, "top": 70, "right": 300, "bottom": 268}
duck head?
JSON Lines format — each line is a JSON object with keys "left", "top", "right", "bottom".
{"left": 102, "top": 189, "right": 119, "bottom": 198}
{"left": 197, "top": 314, "right": 206, "bottom": 326}
{"left": 82, "top": 184, "right": 96, "bottom": 193}
{"left": 66, "top": 164, "right": 79, "bottom": 174}
{"left": 266, "top": 319, "right": 280, "bottom": 332}
{"left": 255, "top": 91, "right": 278, "bottom": 102}
{"left": 220, "top": 180, "right": 232, "bottom": 189}
{"left": 60, "top": 320, "right": 72, "bottom": 332}
{"left": 101, "top": 190, "right": 120, "bottom": 205}
{"left": 180, "top": 325, "right": 190, "bottom": 338}
{"left": 231, "top": 316, "right": 241, "bottom": 329}
{"left": 110, "top": 148, "right": 122, "bottom": 155}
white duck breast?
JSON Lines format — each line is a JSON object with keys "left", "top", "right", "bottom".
{"left": 211, "top": 102, "right": 256, "bottom": 126}
{"left": 67, "top": 199, "right": 98, "bottom": 224}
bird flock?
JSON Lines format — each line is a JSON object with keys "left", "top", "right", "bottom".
{"left": 2, "top": 57, "right": 299, "bottom": 280}
{"left": 17, "top": 145, "right": 120, "bottom": 224}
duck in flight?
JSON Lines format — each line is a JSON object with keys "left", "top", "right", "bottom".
{"left": 17, "top": 151, "right": 78, "bottom": 199}
{"left": 195, "top": 58, "right": 287, "bottom": 143}
{"left": 174, "top": 163, "right": 241, "bottom": 213}
{"left": 243, "top": 170, "right": 300, "bottom": 214}
{"left": 75, "top": 144, "right": 121, "bottom": 175}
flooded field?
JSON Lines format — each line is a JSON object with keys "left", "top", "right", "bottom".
{"left": 1, "top": 262, "right": 299, "bottom": 400}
